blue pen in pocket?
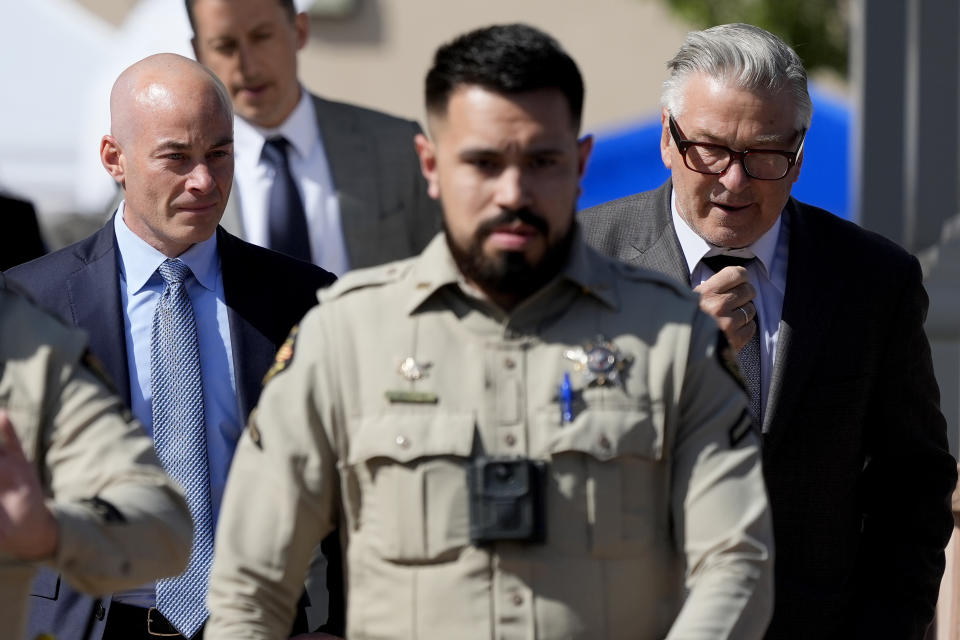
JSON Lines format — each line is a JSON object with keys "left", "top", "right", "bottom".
{"left": 559, "top": 372, "right": 574, "bottom": 423}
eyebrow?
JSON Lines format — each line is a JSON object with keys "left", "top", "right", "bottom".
{"left": 458, "top": 145, "right": 565, "bottom": 158}
{"left": 153, "top": 137, "right": 234, "bottom": 153}
{"left": 696, "top": 130, "right": 795, "bottom": 148}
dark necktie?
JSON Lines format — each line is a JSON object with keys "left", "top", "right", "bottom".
{"left": 263, "top": 136, "right": 312, "bottom": 262}
{"left": 151, "top": 259, "right": 214, "bottom": 638}
{"left": 701, "top": 254, "right": 762, "bottom": 424}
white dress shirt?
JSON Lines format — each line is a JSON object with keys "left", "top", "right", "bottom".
{"left": 671, "top": 191, "right": 790, "bottom": 421}
{"left": 233, "top": 88, "right": 350, "bottom": 275}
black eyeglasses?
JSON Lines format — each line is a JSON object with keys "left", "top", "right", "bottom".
{"left": 668, "top": 115, "right": 806, "bottom": 181}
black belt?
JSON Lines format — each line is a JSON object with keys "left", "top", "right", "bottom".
{"left": 104, "top": 602, "right": 202, "bottom": 639}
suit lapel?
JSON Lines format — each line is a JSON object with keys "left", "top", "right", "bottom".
{"left": 218, "top": 228, "right": 276, "bottom": 418}
{"left": 313, "top": 95, "right": 381, "bottom": 269}
{"left": 762, "top": 200, "right": 843, "bottom": 444}
{"left": 65, "top": 222, "right": 131, "bottom": 404}
{"left": 627, "top": 181, "right": 691, "bottom": 284}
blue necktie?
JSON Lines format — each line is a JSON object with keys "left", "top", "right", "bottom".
{"left": 263, "top": 136, "right": 312, "bottom": 262}
{"left": 701, "top": 254, "right": 762, "bottom": 425}
{"left": 152, "top": 259, "right": 213, "bottom": 638}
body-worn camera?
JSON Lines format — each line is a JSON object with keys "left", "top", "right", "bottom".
{"left": 468, "top": 457, "right": 546, "bottom": 545}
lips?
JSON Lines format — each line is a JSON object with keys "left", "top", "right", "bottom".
{"left": 487, "top": 223, "right": 540, "bottom": 250}
{"left": 712, "top": 201, "right": 752, "bottom": 212}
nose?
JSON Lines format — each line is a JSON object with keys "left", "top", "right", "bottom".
{"left": 237, "top": 42, "right": 261, "bottom": 79}
{"left": 186, "top": 162, "right": 215, "bottom": 194}
{"left": 493, "top": 166, "right": 532, "bottom": 210}
{"left": 718, "top": 156, "right": 752, "bottom": 193}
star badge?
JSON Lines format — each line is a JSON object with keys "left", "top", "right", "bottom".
{"left": 564, "top": 335, "right": 632, "bottom": 387}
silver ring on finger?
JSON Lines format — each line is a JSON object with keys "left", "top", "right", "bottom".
{"left": 737, "top": 305, "right": 749, "bottom": 325}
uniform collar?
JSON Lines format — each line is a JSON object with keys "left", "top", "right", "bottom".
{"left": 404, "top": 227, "right": 619, "bottom": 316}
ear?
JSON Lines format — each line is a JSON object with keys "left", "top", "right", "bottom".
{"left": 576, "top": 134, "right": 594, "bottom": 180}
{"left": 100, "top": 135, "right": 126, "bottom": 188}
{"left": 659, "top": 108, "right": 674, "bottom": 170}
{"left": 790, "top": 150, "right": 804, "bottom": 185}
{"left": 294, "top": 12, "right": 309, "bottom": 50}
{"left": 191, "top": 36, "right": 201, "bottom": 62}
{"left": 414, "top": 132, "right": 441, "bottom": 200}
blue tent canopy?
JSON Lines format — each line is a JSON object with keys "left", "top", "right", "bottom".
{"left": 578, "top": 86, "right": 850, "bottom": 220}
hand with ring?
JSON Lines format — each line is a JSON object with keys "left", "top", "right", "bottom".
{"left": 693, "top": 265, "right": 758, "bottom": 352}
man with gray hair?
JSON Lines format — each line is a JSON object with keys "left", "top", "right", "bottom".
{"left": 580, "top": 23, "right": 956, "bottom": 639}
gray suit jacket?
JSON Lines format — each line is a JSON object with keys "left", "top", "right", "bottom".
{"left": 220, "top": 94, "right": 441, "bottom": 271}
{"left": 579, "top": 181, "right": 957, "bottom": 640}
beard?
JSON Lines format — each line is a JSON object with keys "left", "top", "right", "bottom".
{"left": 444, "top": 206, "right": 576, "bottom": 303}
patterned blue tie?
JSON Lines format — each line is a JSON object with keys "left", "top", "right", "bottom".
{"left": 263, "top": 136, "right": 312, "bottom": 262}
{"left": 151, "top": 259, "right": 213, "bottom": 638}
{"left": 701, "top": 254, "right": 763, "bottom": 425}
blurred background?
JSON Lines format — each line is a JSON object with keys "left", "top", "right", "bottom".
{"left": 1, "top": 0, "right": 852, "bottom": 245}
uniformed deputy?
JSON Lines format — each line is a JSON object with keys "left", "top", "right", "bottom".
{"left": 207, "top": 24, "right": 773, "bottom": 640}
{"left": 0, "top": 275, "right": 192, "bottom": 638}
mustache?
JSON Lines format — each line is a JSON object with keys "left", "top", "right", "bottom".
{"left": 475, "top": 207, "right": 550, "bottom": 238}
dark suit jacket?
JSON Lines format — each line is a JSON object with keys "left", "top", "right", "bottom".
{"left": 6, "top": 222, "right": 339, "bottom": 640}
{"left": 579, "top": 180, "right": 957, "bottom": 640}
{"left": 0, "top": 194, "right": 46, "bottom": 270}
{"left": 219, "top": 93, "right": 442, "bottom": 271}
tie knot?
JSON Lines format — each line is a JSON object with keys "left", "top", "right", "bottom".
{"left": 262, "top": 137, "right": 291, "bottom": 167}
{"left": 701, "top": 254, "right": 756, "bottom": 273}
{"left": 157, "top": 259, "right": 192, "bottom": 286}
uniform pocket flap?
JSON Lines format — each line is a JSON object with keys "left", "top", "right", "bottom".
{"left": 348, "top": 411, "right": 475, "bottom": 465}
{"left": 546, "top": 409, "right": 661, "bottom": 461}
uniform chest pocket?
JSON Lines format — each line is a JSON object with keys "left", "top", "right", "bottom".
{"left": 542, "top": 403, "right": 666, "bottom": 558}
{"left": 347, "top": 411, "right": 475, "bottom": 563}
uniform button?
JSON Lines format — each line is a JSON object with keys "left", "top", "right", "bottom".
{"left": 512, "top": 593, "right": 524, "bottom": 606}
{"left": 504, "top": 357, "right": 516, "bottom": 369}
{"left": 396, "top": 435, "right": 410, "bottom": 448}
{"left": 504, "top": 434, "right": 516, "bottom": 446}
{"left": 599, "top": 436, "right": 611, "bottom": 451}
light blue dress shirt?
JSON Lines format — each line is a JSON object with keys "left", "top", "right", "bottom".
{"left": 113, "top": 206, "right": 243, "bottom": 605}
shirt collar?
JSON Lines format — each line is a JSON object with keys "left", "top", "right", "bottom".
{"left": 670, "top": 189, "right": 783, "bottom": 278}
{"left": 404, "top": 229, "right": 619, "bottom": 316}
{"left": 114, "top": 201, "right": 219, "bottom": 294}
{"left": 233, "top": 86, "right": 318, "bottom": 166}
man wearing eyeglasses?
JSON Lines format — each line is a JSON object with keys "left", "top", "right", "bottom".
{"left": 580, "top": 23, "right": 956, "bottom": 640}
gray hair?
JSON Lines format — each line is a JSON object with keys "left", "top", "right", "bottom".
{"left": 661, "top": 23, "right": 812, "bottom": 130}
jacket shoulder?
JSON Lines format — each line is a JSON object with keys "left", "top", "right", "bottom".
{"left": 311, "top": 94, "right": 420, "bottom": 133}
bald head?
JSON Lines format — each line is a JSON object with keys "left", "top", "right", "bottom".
{"left": 101, "top": 53, "right": 235, "bottom": 258}
{"left": 110, "top": 53, "right": 232, "bottom": 147}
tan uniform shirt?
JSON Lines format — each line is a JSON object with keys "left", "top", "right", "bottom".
{"left": 0, "top": 280, "right": 192, "bottom": 637}
{"left": 207, "top": 234, "right": 773, "bottom": 640}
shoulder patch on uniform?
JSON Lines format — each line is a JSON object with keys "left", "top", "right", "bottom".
{"left": 263, "top": 325, "right": 299, "bottom": 386}
{"left": 715, "top": 332, "right": 746, "bottom": 391}
{"left": 82, "top": 350, "right": 118, "bottom": 393}
{"left": 320, "top": 260, "right": 411, "bottom": 303}
{"left": 729, "top": 409, "right": 756, "bottom": 448}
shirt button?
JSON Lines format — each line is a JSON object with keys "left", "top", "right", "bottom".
{"left": 396, "top": 435, "right": 410, "bottom": 449}
{"left": 505, "top": 434, "right": 516, "bottom": 447}
{"left": 512, "top": 593, "right": 524, "bottom": 606}
{"left": 504, "top": 357, "right": 516, "bottom": 369}
{"left": 599, "top": 436, "right": 611, "bottom": 451}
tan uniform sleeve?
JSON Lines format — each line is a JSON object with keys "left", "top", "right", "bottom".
{"left": 40, "top": 356, "right": 192, "bottom": 594}
{"left": 665, "top": 311, "right": 774, "bottom": 640}
{"left": 206, "top": 308, "right": 339, "bottom": 640}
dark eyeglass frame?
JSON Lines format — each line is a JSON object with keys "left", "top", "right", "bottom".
{"left": 668, "top": 115, "right": 806, "bottom": 181}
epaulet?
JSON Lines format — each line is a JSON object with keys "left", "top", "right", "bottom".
{"left": 319, "top": 259, "right": 412, "bottom": 303}
{"left": 609, "top": 260, "right": 695, "bottom": 301}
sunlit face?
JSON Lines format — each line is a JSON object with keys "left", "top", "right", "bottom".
{"left": 102, "top": 79, "right": 233, "bottom": 257}
{"left": 661, "top": 73, "right": 804, "bottom": 248}
{"left": 416, "top": 86, "right": 592, "bottom": 303}
{"left": 191, "top": 0, "right": 307, "bottom": 128}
